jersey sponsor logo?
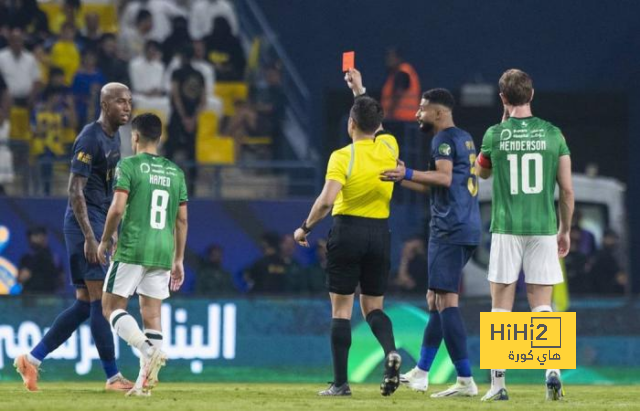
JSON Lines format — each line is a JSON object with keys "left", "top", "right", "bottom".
{"left": 76, "top": 151, "right": 92, "bottom": 164}
{"left": 501, "top": 128, "right": 546, "bottom": 141}
{"left": 438, "top": 143, "right": 452, "bottom": 156}
{"left": 140, "top": 163, "right": 151, "bottom": 173}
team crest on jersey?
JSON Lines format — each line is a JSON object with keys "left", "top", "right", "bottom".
{"left": 77, "top": 152, "right": 92, "bottom": 164}
{"left": 438, "top": 143, "right": 452, "bottom": 156}
{"left": 140, "top": 163, "right": 151, "bottom": 173}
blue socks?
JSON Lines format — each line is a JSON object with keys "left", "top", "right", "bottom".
{"left": 31, "top": 299, "right": 91, "bottom": 361}
{"left": 440, "top": 307, "right": 472, "bottom": 378}
{"left": 90, "top": 300, "right": 119, "bottom": 379}
{"left": 417, "top": 310, "right": 442, "bottom": 371}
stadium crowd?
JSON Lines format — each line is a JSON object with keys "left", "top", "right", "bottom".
{"left": 0, "top": 1, "right": 626, "bottom": 301}
{"left": 0, "top": 0, "right": 287, "bottom": 196}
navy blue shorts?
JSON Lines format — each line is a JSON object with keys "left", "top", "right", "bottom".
{"left": 64, "top": 230, "right": 108, "bottom": 288}
{"left": 427, "top": 241, "right": 476, "bottom": 293}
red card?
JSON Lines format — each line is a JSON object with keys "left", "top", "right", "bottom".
{"left": 342, "top": 51, "right": 355, "bottom": 72}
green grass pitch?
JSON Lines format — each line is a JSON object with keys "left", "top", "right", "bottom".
{"left": 1, "top": 383, "right": 638, "bottom": 411}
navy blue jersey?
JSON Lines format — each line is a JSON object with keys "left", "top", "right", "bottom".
{"left": 64, "top": 122, "right": 121, "bottom": 232}
{"left": 428, "top": 127, "right": 481, "bottom": 245}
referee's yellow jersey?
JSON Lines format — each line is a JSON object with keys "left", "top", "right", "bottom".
{"left": 326, "top": 132, "right": 399, "bottom": 219}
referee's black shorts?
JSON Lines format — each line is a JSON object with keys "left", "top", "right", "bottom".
{"left": 325, "top": 215, "right": 391, "bottom": 296}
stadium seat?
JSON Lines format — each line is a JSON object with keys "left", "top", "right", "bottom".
{"left": 196, "top": 111, "right": 235, "bottom": 164}
{"left": 9, "top": 107, "right": 31, "bottom": 141}
{"left": 40, "top": 3, "right": 118, "bottom": 34}
{"left": 243, "top": 136, "right": 273, "bottom": 146}
{"left": 214, "top": 82, "right": 249, "bottom": 118}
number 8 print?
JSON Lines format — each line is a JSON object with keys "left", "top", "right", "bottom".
{"left": 151, "top": 189, "right": 169, "bottom": 229}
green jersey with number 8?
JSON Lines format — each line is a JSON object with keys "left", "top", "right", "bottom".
{"left": 480, "top": 117, "right": 570, "bottom": 235}
{"left": 112, "top": 153, "right": 188, "bottom": 269}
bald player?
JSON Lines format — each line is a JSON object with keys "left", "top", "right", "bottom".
{"left": 14, "top": 83, "right": 134, "bottom": 392}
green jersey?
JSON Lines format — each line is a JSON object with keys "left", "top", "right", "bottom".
{"left": 113, "top": 153, "right": 188, "bottom": 269}
{"left": 480, "top": 117, "right": 570, "bottom": 235}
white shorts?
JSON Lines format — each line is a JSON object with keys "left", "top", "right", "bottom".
{"left": 103, "top": 261, "right": 171, "bottom": 300}
{"left": 487, "top": 234, "right": 564, "bottom": 285}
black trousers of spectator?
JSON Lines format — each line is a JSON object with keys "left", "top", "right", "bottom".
{"left": 166, "top": 116, "right": 197, "bottom": 196}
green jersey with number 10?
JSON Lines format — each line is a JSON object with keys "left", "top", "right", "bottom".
{"left": 480, "top": 117, "right": 570, "bottom": 235}
{"left": 113, "top": 153, "right": 188, "bottom": 269}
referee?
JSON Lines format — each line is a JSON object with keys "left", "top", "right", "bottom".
{"left": 293, "top": 68, "right": 401, "bottom": 397}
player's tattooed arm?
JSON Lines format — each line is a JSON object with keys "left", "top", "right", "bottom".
{"left": 97, "top": 192, "right": 128, "bottom": 265}
{"left": 68, "top": 173, "right": 99, "bottom": 264}
{"left": 68, "top": 174, "right": 94, "bottom": 241}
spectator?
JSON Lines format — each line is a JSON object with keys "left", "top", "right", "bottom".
{"left": 130, "top": 40, "right": 166, "bottom": 97}
{"left": 166, "top": 43, "right": 206, "bottom": 196}
{"left": 165, "top": 39, "right": 215, "bottom": 98}
{"left": 161, "top": 16, "right": 191, "bottom": 65}
{"left": 31, "top": 41, "right": 51, "bottom": 85}
{"left": 48, "top": 67, "right": 71, "bottom": 94}
{"left": 303, "top": 239, "right": 328, "bottom": 294}
{"left": 0, "top": 2, "right": 9, "bottom": 32}
{"left": 194, "top": 244, "right": 236, "bottom": 295}
{"left": 0, "top": 27, "right": 42, "bottom": 109}
{"left": 204, "top": 16, "right": 246, "bottom": 81}
{"left": 394, "top": 236, "right": 428, "bottom": 294}
{"left": 244, "top": 232, "right": 287, "bottom": 294}
{"left": 31, "top": 85, "right": 76, "bottom": 195}
{"left": 78, "top": 12, "right": 102, "bottom": 52}
{"left": 565, "top": 226, "right": 590, "bottom": 294}
{"left": 380, "top": 47, "right": 421, "bottom": 121}
{"left": 249, "top": 62, "right": 286, "bottom": 158}
{"left": 572, "top": 210, "right": 597, "bottom": 258}
{"left": 18, "top": 226, "right": 64, "bottom": 294}
{"left": 6, "top": 0, "right": 49, "bottom": 36}
{"left": 189, "top": 0, "right": 239, "bottom": 40}
{"left": 0, "top": 71, "right": 12, "bottom": 194}
{"left": 71, "top": 48, "right": 105, "bottom": 126}
{"left": 129, "top": 40, "right": 170, "bottom": 117}
{"left": 121, "top": 0, "right": 187, "bottom": 43}
{"left": 50, "top": 0, "right": 83, "bottom": 35}
{"left": 49, "top": 22, "right": 81, "bottom": 85}
{"left": 222, "top": 99, "right": 257, "bottom": 159}
{"left": 118, "top": 8, "right": 154, "bottom": 60}
{"left": 588, "top": 229, "right": 627, "bottom": 295}
{"left": 0, "top": 71, "right": 8, "bottom": 122}
{"left": 279, "top": 234, "right": 305, "bottom": 292}
{"left": 97, "top": 33, "right": 130, "bottom": 84}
